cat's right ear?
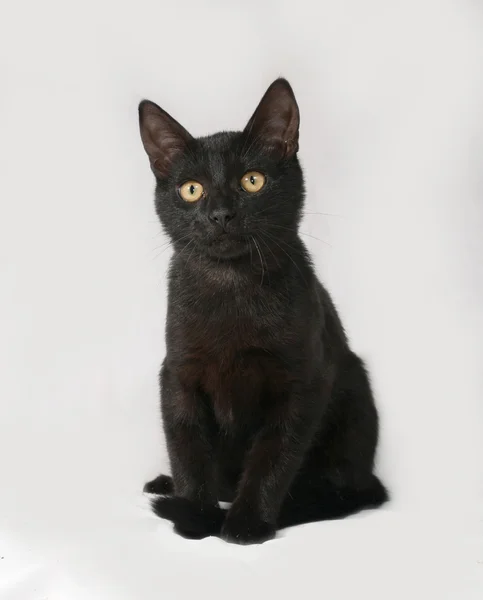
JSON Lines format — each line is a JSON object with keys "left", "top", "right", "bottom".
{"left": 138, "top": 100, "right": 193, "bottom": 179}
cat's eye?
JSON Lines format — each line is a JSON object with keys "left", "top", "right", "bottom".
{"left": 241, "top": 171, "right": 265, "bottom": 193}
{"left": 179, "top": 181, "right": 204, "bottom": 202}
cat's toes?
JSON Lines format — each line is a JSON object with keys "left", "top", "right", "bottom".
{"left": 151, "top": 496, "right": 225, "bottom": 539}
{"left": 221, "top": 512, "right": 276, "bottom": 545}
{"left": 143, "top": 474, "right": 173, "bottom": 495}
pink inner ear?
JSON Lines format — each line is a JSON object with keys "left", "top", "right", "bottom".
{"left": 139, "top": 100, "right": 193, "bottom": 178}
{"left": 151, "top": 132, "right": 187, "bottom": 176}
{"left": 243, "top": 79, "right": 300, "bottom": 159}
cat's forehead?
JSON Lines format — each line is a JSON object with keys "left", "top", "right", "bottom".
{"left": 198, "top": 131, "right": 241, "bottom": 163}
{"left": 187, "top": 131, "right": 244, "bottom": 183}
{"left": 198, "top": 131, "right": 240, "bottom": 152}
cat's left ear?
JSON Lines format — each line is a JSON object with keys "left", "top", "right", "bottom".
{"left": 242, "top": 78, "right": 300, "bottom": 159}
{"left": 138, "top": 100, "right": 193, "bottom": 178}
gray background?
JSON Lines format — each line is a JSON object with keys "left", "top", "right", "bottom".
{"left": 0, "top": 0, "right": 481, "bottom": 598}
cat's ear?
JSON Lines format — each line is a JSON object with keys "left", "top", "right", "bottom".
{"left": 138, "top": 100, "right": 193, "bottom": 178}
{"left": 243, "top": 78, "right": 300, "bottom": 159}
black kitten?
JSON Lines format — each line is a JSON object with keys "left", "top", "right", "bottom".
{"left": 139, "top": 78, "right": 388, "bottom": 545}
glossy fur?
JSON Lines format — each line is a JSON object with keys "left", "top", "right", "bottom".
{"left": 139, "top": 79, "right": 388, "bottom": 544}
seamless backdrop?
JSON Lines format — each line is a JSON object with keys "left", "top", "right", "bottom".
{"left": 0, "top": 1, "right": 482, "bottom": 599}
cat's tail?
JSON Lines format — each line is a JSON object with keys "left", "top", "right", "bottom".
{"left": 278, "top": 474, "right": 388, "bottom": 529}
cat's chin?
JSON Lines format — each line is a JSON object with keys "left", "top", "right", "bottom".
{"left": 203, "top": 236, "right": 250, "bottom": 260}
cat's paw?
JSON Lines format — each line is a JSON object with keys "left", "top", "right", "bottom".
{"left": 151, "top": 496, "right": 225, "bottom": 540}
{"left": 221, "top": 511, "right": 276, "bottom": 545}
{"left": 143, "top": 474, "right": 173, "bottom": 495}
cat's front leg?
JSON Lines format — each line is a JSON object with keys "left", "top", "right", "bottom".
{"left": 160, "top": 363, "right": 216, "bottom": 502}
{"left": 152, "top": 363, "right": 224, "bottom": 538}
{"left": 221, "top": 383, "right": 326, "bottom": 545}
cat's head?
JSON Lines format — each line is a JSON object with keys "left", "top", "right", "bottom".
{"left": 138, "top": 78, "right": 304, "bottom": 260}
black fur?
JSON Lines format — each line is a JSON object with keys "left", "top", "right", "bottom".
{"left": 139, "top": 78, "right": 388, "bottom": 544}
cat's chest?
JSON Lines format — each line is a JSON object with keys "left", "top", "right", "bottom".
{"left": 171, "top": 311, "right": 288, "bottom": 429}
{"left": 200, "top": 350, "right": 269, "bottom": 428}
{"left": 172, "top": 284, "right": 285, "bottom": 350}
{"left": 167, "top": 279, "right": 293, "bottom": 427}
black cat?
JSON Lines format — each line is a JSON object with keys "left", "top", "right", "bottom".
{"left": 139, "top": 78, "right": 388, "bottom": 545}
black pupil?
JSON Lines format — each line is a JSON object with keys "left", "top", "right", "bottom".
{"left": 189, "top": 184, "right": 196, "bottom": 195}
{"left": 250, "top": 175, "right": 256, "bottom": 185}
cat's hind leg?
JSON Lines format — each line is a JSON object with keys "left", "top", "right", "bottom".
{"left": 278, "top": 350, "right": 388, "bottom": 529}
{"left": 278, "top": 472, "right": 388, "bottom": 529}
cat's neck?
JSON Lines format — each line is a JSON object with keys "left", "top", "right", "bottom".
{"left": 171, "top": 235, "right": 310, "bottom": 291}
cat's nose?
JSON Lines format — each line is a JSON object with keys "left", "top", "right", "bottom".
{"left": 209, "top": 208, "right": 236, "bottom": 230}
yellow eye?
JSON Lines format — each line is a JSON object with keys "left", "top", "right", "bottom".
{"left": 241, "top": 171, "right": 265, "bottom": 193}
{"left": 179, "top": 181, "right": 204, "bottom": 202}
